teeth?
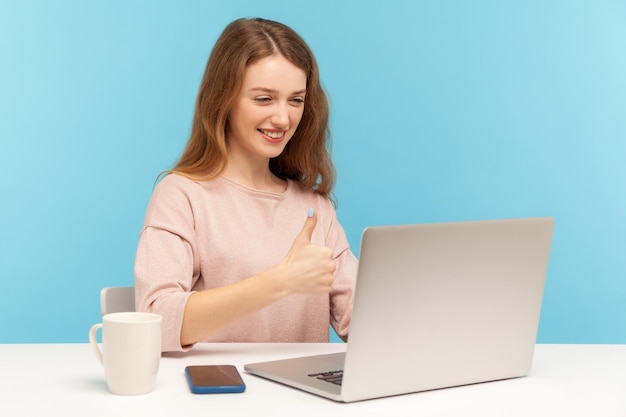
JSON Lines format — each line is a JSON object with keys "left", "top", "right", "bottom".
{"left": 260, "top": 129, "right": 284, "bottom": 139}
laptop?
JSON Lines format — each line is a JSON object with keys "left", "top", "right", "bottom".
{"left": 245, "top": 217, "right": 554, "bottom": 402}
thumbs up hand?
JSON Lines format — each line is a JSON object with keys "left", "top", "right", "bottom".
{"left": 276, "top": 208, "right": 336, "bottom": 296}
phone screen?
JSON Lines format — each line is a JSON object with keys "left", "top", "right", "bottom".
{"left": 185, "top": 365, "right": 246, "bottom": 394}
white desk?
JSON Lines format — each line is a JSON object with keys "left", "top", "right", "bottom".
{"left": 1, "top": 343, "right": 624, "bottom": 416}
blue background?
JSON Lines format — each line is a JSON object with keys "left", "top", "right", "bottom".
{"left": 1, "top": 0, "right": 624, "bottom": 344}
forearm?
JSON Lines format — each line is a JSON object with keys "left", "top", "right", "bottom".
{"left": 180, "top": 267, "right": 288, "bottom": 346}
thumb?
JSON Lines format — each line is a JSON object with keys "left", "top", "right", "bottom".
{"left": 296, "top": 207, "right": 317, "bottom": 244}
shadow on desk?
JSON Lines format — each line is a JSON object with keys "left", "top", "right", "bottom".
{"left": 162, "top": 342, "right": 344, "bottom": 360}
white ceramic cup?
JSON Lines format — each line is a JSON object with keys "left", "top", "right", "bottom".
{"left": 89, "top": 312, "right": 162, "bottom": 395}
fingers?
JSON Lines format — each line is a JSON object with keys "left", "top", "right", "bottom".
{"left": 296, "top": 207, "right": 317, "bottom": 244}
{"left": 279, "top": 207, "right": 336, "bottom": 296}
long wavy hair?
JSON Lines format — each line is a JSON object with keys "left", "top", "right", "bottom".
{"left": 171, "top": 18, "right": 335, "bottom": 200}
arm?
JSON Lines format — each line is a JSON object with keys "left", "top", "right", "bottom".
{"left": 324, "top": 210, "right": 358, "bottom": 342}
{"left": 329, "top": 247, "right": 358, "bottom": 341}
{"left": 136, "top": 175, "right": 339, "bottom": 350}
{"left": 181, "top": 209, "right": 335, "bottom": 346}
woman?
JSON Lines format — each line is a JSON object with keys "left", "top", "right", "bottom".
{"left": 134, "top": 17, "right": 357, "bottom": 352}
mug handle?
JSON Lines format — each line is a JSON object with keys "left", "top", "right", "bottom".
{"left": 89, "top": 323, "right": 104, "bottom": 365}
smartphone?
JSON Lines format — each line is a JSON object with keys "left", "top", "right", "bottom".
{"left": 184, "top": 365, "right": 246, "bottom": 394}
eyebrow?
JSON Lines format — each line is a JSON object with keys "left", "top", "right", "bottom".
{"left": 249, "top": 87, "right": 307, "bottom": 95}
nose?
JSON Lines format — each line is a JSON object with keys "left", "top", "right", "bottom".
{"left": 270, "top": 102, "right": 289, "bottom": 129}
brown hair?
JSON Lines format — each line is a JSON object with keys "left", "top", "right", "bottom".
{"left": 171, "top": 18, "right": 335, "bottom": 199}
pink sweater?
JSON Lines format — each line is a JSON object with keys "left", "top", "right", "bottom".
{"left": 134, "top": 174, "right": 357, "bottom": 352}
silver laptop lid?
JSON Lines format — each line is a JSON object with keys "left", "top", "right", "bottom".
{"left": 340, "top": 217, "right": 553, "bottom": 402}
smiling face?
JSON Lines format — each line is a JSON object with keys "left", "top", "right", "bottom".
{"left": 226, "top": 54, "right": 307, "bottom": 166}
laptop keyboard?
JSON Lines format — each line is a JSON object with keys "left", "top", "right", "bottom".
{"left": 308, "top": 370, "right": 344, "bottom": 385}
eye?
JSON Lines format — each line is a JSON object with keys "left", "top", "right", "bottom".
{"left": 254, "top": 96, "right": 272, "bottom": 103}
{"left": 290, "top": 97, "right": 305, "bottom": 105}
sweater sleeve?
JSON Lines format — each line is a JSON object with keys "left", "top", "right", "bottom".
{"left": 134, "top": 176, "right": 198, "bottom": 352}
{"left": 330, "top": 246, "right": 358, "bottom": 341}
{"left": 322, "top": 200, "right": 358, "bottom": 342}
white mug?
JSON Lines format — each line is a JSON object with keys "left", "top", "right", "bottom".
{"left": 89, "top": 312, "right": 162, "bottom": 395}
